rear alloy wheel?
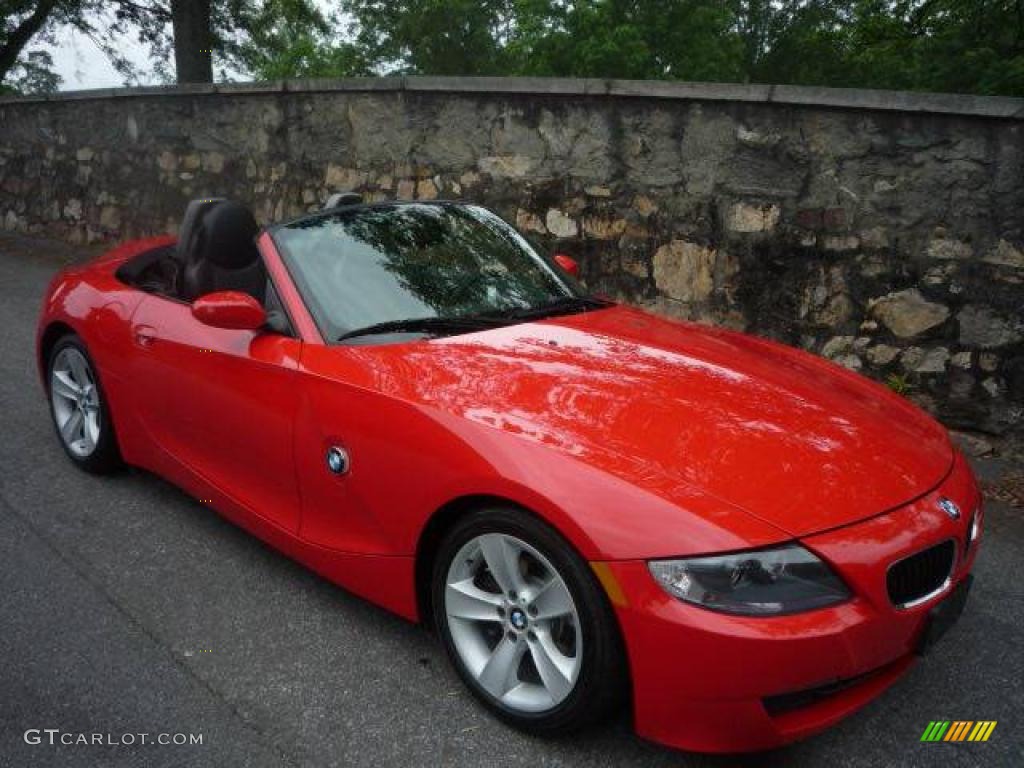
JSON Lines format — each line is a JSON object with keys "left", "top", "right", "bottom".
{"left": 48, "top": 335, "right": 121, "bottom": 473}
{"left": 433, "top": 508, "right": 626, "bottom": 734}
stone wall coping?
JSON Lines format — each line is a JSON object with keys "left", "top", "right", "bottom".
{"left": 1, "top": 76, "right": 1021, "bottom": 119}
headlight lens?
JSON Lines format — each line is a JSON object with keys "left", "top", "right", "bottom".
{"left": 648, "top": 543, "right": 850, "bottom": 616}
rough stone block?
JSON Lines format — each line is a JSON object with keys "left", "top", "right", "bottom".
{"left": 822, "top": 207, "right": 847, "bottom": 231}
{"left": 958, "top": 305, "right": 1024, "bottom": 348}
{"left": 545, "top": 209, "right": 578, "bottom": 238}
{"left": 726, "top": 202, "right": 780, "bottom": 233}
{"left": 796, "top": 208, "right": 823, "bottom": 230}
{"left": 478, "top": 155, "right": 534, "bottom": 178}
{"left": 869, "top": 289, "right": 950, "bottom": 338}
{"left": 927, "top": 237, "right": 973, "bottom": 260}
{"left": 866, "top": 344, "right": 900, "bottom": 366}
{"left": 984, "top": 240, "right": 1024, "bottom": 269}
{"left": 652, "top": 240, "right": 716, "bottom": 303}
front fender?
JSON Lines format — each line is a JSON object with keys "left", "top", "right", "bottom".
{"left": 423, "top": 409, "right": 791, "bottom": 561}
{"left": 293, "top": 362, "right": 788, "bottom": 562}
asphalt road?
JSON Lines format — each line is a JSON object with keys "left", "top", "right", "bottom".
{"left": 1, "top": 237, "right": 1022, "bottom": 768}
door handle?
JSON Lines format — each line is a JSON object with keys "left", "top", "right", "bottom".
{"left": 135, "top": 326, "right": 158, "bottom": 347}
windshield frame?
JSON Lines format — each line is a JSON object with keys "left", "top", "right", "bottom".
{"left": 268, "top": 201, "right": 591, "bottom": 345}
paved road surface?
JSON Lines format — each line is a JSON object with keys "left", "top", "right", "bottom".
{"left": 1, "top": 237, "right": 1021, "bottom": 767}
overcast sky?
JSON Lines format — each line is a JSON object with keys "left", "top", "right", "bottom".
{"left": 41, "top": 1, "right": 339, "bottom": 91}
{"left": 47, "top": 27, "right": 155, "bottom": 90}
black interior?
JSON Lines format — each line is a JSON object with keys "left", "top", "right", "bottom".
{"left": 115, "top": 199, "right": 292, "bottom": 335}
{"left": 176, "top": 198, "right": 224, "bottom": 270}
{"left": 114, "top": 243, "right": 178, "bottom": 294}
{"left": 180, "top": 200, "right": 265, "bottom": 303}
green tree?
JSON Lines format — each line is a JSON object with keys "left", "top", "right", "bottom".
{"left": 856, "top": 0, "right": 1024, "bottom": 96}
{"left": 1, "top": 1, "right": 178, "bottom": 92}
{"left": 340, "top": 0, "right": 1024, "bottom": 96}
{"left": 229, "top": 0, "right": 369, "bottom": 79}
{"left": 744, "top": 0, "right": 856, "bottom": 86}
{"left": 732, "top": 0, "right": 1024, "bottom": 94}
{"left": 4, "top": 0, "right": 1022, "bottom": 96}
{"left": 0, "top": 0, "right": 340, "bottom": 92}
{"left": 346, "top": 0, "right": 746, "bottom": 82}
{"left": 346, "top": 0, "right": 518, "bottom": 75}
{"left": 546, "top": 1, "right": 744, "bottom": 81}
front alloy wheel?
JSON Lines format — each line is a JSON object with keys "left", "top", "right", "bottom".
{"left": 433, "top": 508, "right": 626, "bottom": 734}
{"left": 445, "top": 533, "right": 582, "bottom": 712}
{"left": 48, "top": 335, "right": 121, "bottom": 473}
{"left": 51, "top": 345, "right": 101, "bottom": 458}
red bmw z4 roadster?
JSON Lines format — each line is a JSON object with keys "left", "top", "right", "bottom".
{"left": 37, "top": 197, "right": 982, "bottom": 753}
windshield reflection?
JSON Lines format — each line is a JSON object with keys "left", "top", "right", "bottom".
{"left": 273, "top": 203, "right": 580, "bottom": 341}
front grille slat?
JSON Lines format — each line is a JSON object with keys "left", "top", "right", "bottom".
{"left": 887, "top": 540, "right": 955, "bottom": 608}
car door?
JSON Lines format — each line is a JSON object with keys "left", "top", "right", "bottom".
{"left": 128, "top": 290, "right": 303, "bottom": 532}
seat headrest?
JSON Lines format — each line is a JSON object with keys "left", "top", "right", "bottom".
{"left": 177, "top": 198, "right": 224, "bottom": 263}
{"left": 196, "top": 201, "right": 260, "bottom": 269}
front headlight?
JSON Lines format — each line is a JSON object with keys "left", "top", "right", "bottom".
{"left": 648, "top": 543, "right": 850, "bottom": 616}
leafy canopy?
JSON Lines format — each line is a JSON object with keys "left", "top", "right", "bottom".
{"left": 343, "top": 0, "right": 1024, "bottom": 96}
{"left": 2, "top": 0, "right": 1022, "bottom": 96}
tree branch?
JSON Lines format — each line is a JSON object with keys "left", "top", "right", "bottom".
{"left": 115, "top": 0, "right": 172, "bottom": 24}
{"left": 0, "top": 0, "right": 60, "bottom": 82}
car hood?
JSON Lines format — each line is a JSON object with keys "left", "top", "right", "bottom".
{"left": 346, "top": 305, "right": 953, "bottom": 538}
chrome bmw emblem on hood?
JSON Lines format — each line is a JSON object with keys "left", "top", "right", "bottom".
{"left": 938, "top": 497, "right": 961, "bottom": 520}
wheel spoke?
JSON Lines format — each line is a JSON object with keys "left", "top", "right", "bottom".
{"left": 60, "top": 409, "right": 84, "bottom": 444}
{"left": 52, "top": 370, "right": 81, "bottom": 401}
{"left": 67, "top": 352, "right": 91, "bottom": 388}
{"left": 530, "top": 576, "right": 574, "bottom": 620}
{"left": 529, "top": 631, "right": 575, "bottom": 703}
{"left": 446, "top": 579, "right": 503, "bottom": 622}
{"left": 84, "top": 410, "right": 100, "bottom": 450}
{"left": 477, "top": 635, "right": 525, "bottom": 699}
{"left": 479, "top": 534, "right": 527, "bottom": 597}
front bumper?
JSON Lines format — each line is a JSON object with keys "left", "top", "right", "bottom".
{"left": 601, "top": 451, "right": 982, "bottom": 753}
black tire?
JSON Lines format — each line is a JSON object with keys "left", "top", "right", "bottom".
{"left": 432, "top": 505, "right": 628, "bottom": 735}
{"left": 47, "top": 334, "right": 122, "bottom": 474}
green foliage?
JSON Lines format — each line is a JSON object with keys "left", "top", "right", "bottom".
{"left": 341, "top": 0, "right": 1024, "bottom": 96}
{"left": 0, "top": 0, "right": 357, "bottom": 92}
{"left": 344, "top": 0, "right": 518, "bottom": 76}
{"left": 2, "top": 0, "right": 1022, "bottom": 95}
{"left": 0, "top": 0, "right": 172, "bottom": 93}
{"left": 226, "top": 0, "right": 370, "bottom": 80}
{"left": 886, "top": 373, "right": 911, "bottom": 395}
{"left": 3, "top": 48, "right": 59, "bottom": 93}
{"left": 509, "top": 1, "right": 747, "bottom": 81}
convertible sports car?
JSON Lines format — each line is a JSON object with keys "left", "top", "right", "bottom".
{"left": 37, "top": 197, "right": 982, "bottom": 753}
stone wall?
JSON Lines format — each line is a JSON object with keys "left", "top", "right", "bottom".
{"left": 1, "top": 77, "right": 1022, "bottom": 437}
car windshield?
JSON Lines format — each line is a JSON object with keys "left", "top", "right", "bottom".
{"left": 272, "top": 203, "right": 590, "bottom": 342}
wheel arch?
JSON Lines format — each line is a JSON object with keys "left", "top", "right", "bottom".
{"left": 415, "top": 492, "right": 634, "bottom": 724}
{"left": 415, "top": 494, "right": 511, "bottom": 627}
{"left": 38, "top": 320, "right": 77, "bottom": 389}
{"left": 413, "top": 492, "right": 612, "bottom": 631}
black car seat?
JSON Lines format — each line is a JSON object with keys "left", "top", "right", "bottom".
{"left": 176, "top": 198, "right": 223, "bottom": 267}
{"left": 179, "top": 200, "right": 266, "bottom": 304}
